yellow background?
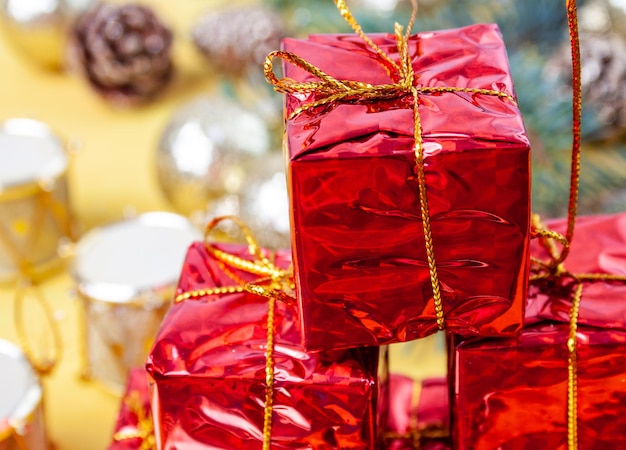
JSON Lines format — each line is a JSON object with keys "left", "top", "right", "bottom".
{"left": 0, "top": 1, "right": 446, "bottom": 449}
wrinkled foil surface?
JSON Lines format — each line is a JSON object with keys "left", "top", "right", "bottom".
{"left": 147, "top": 242, "right": 384, "bottom": 449}
{"left": 283, "top": 24, "right": 531, "bottom": 351}
{"left": 452, "top": 213, "right": 626, "bottom": 449}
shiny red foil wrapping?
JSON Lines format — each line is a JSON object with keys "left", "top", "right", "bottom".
{"left": 526, "top": 213, "right": 626, "bottom": 328}
{"left": 451, "top": 213, "right": 626, "bottom": 449}
{"left": 282, "top": 24, "right": 531, "bottom": 351}
{"left": 108, "top": 368, "right": 153, "bottom": 450}
{"left": 146, "top": 242, "right": 386, "bottom": 449}
{"left": 384, "top": 375, "right": 450, "bottom": 450}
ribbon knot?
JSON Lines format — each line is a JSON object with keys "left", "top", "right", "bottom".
{"left": 175, "top": 216, "right": 294, "bottom": 306}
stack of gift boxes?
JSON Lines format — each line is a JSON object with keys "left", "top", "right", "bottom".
{"left": 108, "top": 2, "right": 626, "bottom": 449}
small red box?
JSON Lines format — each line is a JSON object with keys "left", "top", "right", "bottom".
{"left": 282, "top": 23, "right": 531, "bottom": 351}
{"left": 146, "top": 241, "right": 386, "bottom": 449}
{"left": 451, "top": 213, "right": 626, "bottom": 449}
{"left": 383, "top": 374, "right": 450, "bottom": 450}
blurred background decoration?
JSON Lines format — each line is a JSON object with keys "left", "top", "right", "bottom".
{"left": 0, "top": 0, "right": 96, "bottom": 70}
{"left": 2, "top": 0, "right": 626, "bottom": 449}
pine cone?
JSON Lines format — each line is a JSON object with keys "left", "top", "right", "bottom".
{"left": 191, "top": 6, "right": 284, "bottom": 76}
{"left": 69, "top": 3, "right": 174, "bottom": 106}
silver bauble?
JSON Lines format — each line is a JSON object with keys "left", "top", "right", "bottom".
{"left": 156, "top": 95, "right": 272, "bottom": 216}
{"left": 206, "top": 151, "right": 290, "bottom": 250}
{"left": 0, "top": 0, "right": 96, "bottom": 70}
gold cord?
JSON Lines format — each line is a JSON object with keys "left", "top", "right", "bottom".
{"left": 262, "top": 293, "right": 276, "bottom": 450}
{"left": 527, "top": 2, "right": 585, "bottom": 448}
{"left": 558, "top": 0, "right": 583, "bottom": 265}
{"left": 566, "top": 282, "right": 582, "bottom": 450}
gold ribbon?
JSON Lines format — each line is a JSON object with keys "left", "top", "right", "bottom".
{"left": 174, "top": 216, "right": 294, "bottom": 449}
{"left": 112, "top": 390, "right": 156, "bottom": 450}
{"left": 264, "top": 0, "right": 517, "bottom": 331}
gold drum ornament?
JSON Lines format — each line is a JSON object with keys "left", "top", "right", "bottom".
{"left": 0, "top": 118, "right": 74, "bottom": 282}
{"left": 70, "top": 212, "right": 201, "bottom": 391}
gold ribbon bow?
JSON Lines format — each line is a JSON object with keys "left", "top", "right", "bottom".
{"left": 264, "top": 0, "right": 517, "bottom": 331}
{"left": 174, "top": 216, "right": 294, "bottom": 450}
{"left": 112, "top": 390, "right": 156, "bottom": 450}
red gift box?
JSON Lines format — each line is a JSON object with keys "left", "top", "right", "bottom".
{"left": 280, "top": 23, "right": 530, "bottom": 351}
{"left": 383, "top": 374, "right": 450, "bottom": 450}
{"left": 450, "top": 213, "right": 626, "bottom": 449}
{"left": 146, "top": 241, "right": 386, "bottom": 449}
{"left": 108, "top": 368, "right": 154, "bottom": 450}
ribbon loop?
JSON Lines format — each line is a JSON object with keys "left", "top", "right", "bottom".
{"left": 176, "top": 217, "right": 294, "bottom": 305}
{"left": 205, "top": 215, "right": 261, "bottom": 260}
{"left": 264, "top": 50, "right": 354, "bottom": 95}
{"left": 203, "top": 215, "right": 292, "bottom": 287}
